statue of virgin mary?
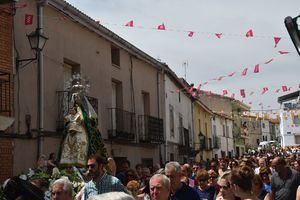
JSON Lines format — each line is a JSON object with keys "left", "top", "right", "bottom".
{"left": 59, "top": 74, "right": 107, "bottom": 167}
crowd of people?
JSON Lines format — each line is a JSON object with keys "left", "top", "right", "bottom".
{"left": 2, "top": 146, "right": 300, "bottom": 200}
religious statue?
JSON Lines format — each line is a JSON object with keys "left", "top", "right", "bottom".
{"left": 59, "top": 74, "right": 107, "bottom": 167}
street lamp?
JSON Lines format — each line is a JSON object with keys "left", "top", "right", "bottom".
{"left": 285, "top": 16, "right": 300, "bottom": 56}
{"left": 16, "top": 29, "right": 48, "bottom": 68}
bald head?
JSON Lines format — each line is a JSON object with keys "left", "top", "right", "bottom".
{"left": 272, "top": 157, "right": 287, "bottom": 174}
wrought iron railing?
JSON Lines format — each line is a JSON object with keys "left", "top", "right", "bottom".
{"left": 108, "top": 108, "right": 136, "bottom": 141}
{"left": 138, "top": 115, "right": 164, "bottom": 144}
{"left": 0, "top": 71, "right": 11, "bottom": 116}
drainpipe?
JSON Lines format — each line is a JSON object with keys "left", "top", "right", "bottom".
{"left": 156, "top": 69, "right": 163, "bottom": 165}
{"left": 37, "top": 3, "right": 44, "bottom": 160}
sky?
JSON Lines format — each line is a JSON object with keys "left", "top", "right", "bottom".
{"left": 66, "top": 0, "right": 300, "bottom": 113}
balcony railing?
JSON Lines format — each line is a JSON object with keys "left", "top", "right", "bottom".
{"left": 0, "top": 71, "right": 11, "bottom": 116}
{"left": 56, "top": 91, "right": 98, "bottom": 132}
{"left": 108, "top": 108, "right": 136, "bottom": 141}
{"left": 138, "top": 115, "right": 164, "bottom": 144}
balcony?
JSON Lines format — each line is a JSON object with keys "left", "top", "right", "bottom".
{"left": 56, "top": 91, "right": 98, "bottom": 132}
{"left": 0, "top": 71, "right": 11, "bottom": 116}
{"left": 138, "top": 115, "right": 164, "bottom": 144}
{"left": 108, "top": 108, "right": 136, "bottom": 141}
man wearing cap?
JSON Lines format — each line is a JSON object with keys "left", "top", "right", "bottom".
{"left": 84, "top": 154, "right": 128, "bottom": 200}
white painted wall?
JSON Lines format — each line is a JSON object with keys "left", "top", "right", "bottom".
{"left": 280, "top": 109, "right": 300, "bottom": 147}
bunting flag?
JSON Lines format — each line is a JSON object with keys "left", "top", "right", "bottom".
{"left": 217, "top": 76, "right": 225, "bottom": 81}
{"left": 222, "top": 90, "right": 228, "bottom": 96}
{"left": 245, "top": 29, "right": 253, "bottom": 37}
{"left": 203, "top": 82, "right": 208, "bottom": 86}
{"left": 157, "top": 23, "right": 166, "bottom": 30}
{"left": 253, "top": 64, "right": 260, "bottom": 73}
{"left": 215, "top": 33, "right": 222, "bottom": 38}
{"left": 241, "top": 68, "right": 248, "bottom": 76}
{"left": 274, "top": 37, "right": 281, "bottom": 48}
{"left": 231, "top": 93, "right": 235, "bottom": 99}
{"left": 15, "top": 3, "right": 27, "bottom": 8}
{"left": 188, "top": 31, "right": 194, "bottom": 37}
{"left": 249, "top": 101, "right": 252, "bottom": 105}
{"left": 250, "top": 91, "right": 254, "bottom": 96}
{"left": 197, "top": 83, "right": 202, "bottom": 91}
{"left": 278, "top": 51, "right": 289, "bottom": 54}
{"left": 264, "top": 58, "right": 274, "bottom": 64}
{"left": 282, "top": 85, "right": 288, "bottom": 92}
{"left": 261, "top": 87, "right": 269, "bottom": 94}
{"left": 240, "top": 89, "right": 246, "bottom": 98}
{"left": 125, "top": 20, "right": 134, "bottom": 27}
{"left": 25, "top": 14, "right": 34, "bottom": 25}
{"left": 275, "top": 88, "right": 280, "bottom": 93}
{"left": 259, "top": 102, "right": 263, "bottom": 106}
{"left": 228, "top": 72, "right": 235, "bottom": 77}
{"left": 95, "top": 20, "right": 100, "bottom": 24}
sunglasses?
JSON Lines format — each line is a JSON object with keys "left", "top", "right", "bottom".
{"left": 87, "top": 164, "right": 97, "bottom": 169}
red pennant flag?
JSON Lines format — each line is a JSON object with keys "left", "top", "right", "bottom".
{"left": 245, "top": 29, "right": 253, "bottom": 37}
{"left": 125, "top": 20, "right": 134, "bottom": 27}
{"left": 240, "top": 89, "right": 246, "bottom": 98}
{"left": 228, "top": 72, "right": 235, "bottom": 77}
{"left": 282, "top": 85, "right": 288, "bottom": 92}
{"left": 24, "top": 14, "right": 33, "bottom": 25}
{"left": 261, "top": 87, "right": 269, "bottom": 94}
{"left": 241, "top": 68, "right": 248, "bottom": 76}
{"left": 231, "top": 93, "right": 235, "bottom": 99}
{"left": 157, "top": 23, "right": 166, "bottom": 30}
{"left": 188, "top": 31, "right": 194, "bottom": 37}
{"left": 15, "top": 3, "right": 27, "bottom": 9}
{"left": 250, "top": 91, "right": 254, "bottom": 96}
{"left": 215, "top": 33, "right": 222, "bottom": 38}
{"left": 288, "top": 87, "right": 292, "bottom": 91}
{"left": 275, "top": 88, "right": 280, "bottom": 93}
{"left": 217, "top": 76, "right": 225, "bottom": 81}
{"left": 274, "top": 37, "right": 281, "bottom": 48}
{"left": 278, "top": 51, "right": 289, "bottom": 54}
{"left": 192, "top": 92, "right": 197, "bottom": 97}
{"left": 259, "top": 102, "right": 263, "bottom": 106}
{"left": 203, "top": 82, "right": 208, "bottom": 86}
{"left": 222, "top": 90, "right": 228, "bottom": 96}
{"left": 253, "top": 64, "right": 260, "bottom": 73}
{"left": 264, "top": 58, "right": 274, "bottom": 64}
{"left": 249, "top": 101, "right": 252, "bottom": 105}
{"left": 196, "top": 84, "right": 202, "bottom": 91}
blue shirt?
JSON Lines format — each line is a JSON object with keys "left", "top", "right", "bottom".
{"left": 195, "top": 186, "right": 216, "bottom": 200}
{"left": 170, "top": 183, "right": 201, "bottom": 200}
{"left": 84, "top": 172, "right": 128, "bottom": 200}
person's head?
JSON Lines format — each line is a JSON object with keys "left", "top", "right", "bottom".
{"left": 126, "top": 180, "right": 140, "bottom": 197}
{"left": 252, "top": 175, "right": 264, "bottom": 196}
{"left": 196, "top": 169, "right": 209, "bottom": 189}
{"left": 230, "top": 166, "right": 254, "bottom": 197}
{"left": 121, "top": 160, "right": 131, "bottom": 172}
{"left": 258, "top": 158, "right": 266, "bottom": 168}
{"left": 125, "top": 169, "right": 138, "bottom": 183}
{"left": 259, "top": 167, "right": 271, "bottom": 183}
{"left": 135, "top": 164, "right": 143, "bottom": 176}
{"left": 210, "top": 160, "right": 218, "bottom": 172}
{"left": 218, "top": 172, "right": 235, "bottom": 200}
{"left": 208, "top": 169, "right": 218, "bottom": 186}
{"left": 51, "top": 177, "right": 73, "bottom": 200}
{"left": 192, "top": 164, "right": 199, "bottom": 173}
{"left": 271, "top": 157, "right": 287, "bottom": 174}
{"left": 293, "top": 160, "right": 300, "bottom": 172}
{"left": 149, "top": 174, "right": 170, "bottom": 200}
{"left": 219, "top": 159, "right": 228, "bottom": 171}
{"left": 181, "top": 163, "right": 192, "bottom": 178}
{"left": 88, "top": 192, "right": 135, "bottom": 200}
{"left": 229, "top": 160, "right": 238, "bottom": 170}
{"left": 142, "top": 166, "right": 151, "bottom": 180}
{"left": 87, "top": 154, "right": 108, "bottom": 179}
{"left": 164, "top": 162, "right": 181, "bottom": 193}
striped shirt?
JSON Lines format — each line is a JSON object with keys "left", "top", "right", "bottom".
{"left": 84, "top": 172, "right": 128, "bottom": 200}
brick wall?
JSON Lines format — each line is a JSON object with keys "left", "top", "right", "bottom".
{"left": 0, "top": 3, "right": 13, "bottom": 116}
{"left": 0, "top": 3, "right": 14, "bottom": 183}
{"left": 0, "top": 139, "right": 13, "bottom": 183}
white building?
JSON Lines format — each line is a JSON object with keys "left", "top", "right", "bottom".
{"left": 212, "top": 113, "right": 234, "bottom": 159}
{"left": 164, "top": 70, "right": 194, "bottom": 163}
{"left": 278, "top": 91, "right": 300, "bottom": 147}
{"left": 261, "top": 120, "right": 271, "bottom": 142}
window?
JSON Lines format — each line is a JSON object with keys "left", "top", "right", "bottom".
{"left": 213, "top": 125, "right": 216, "bottom": 136}
{"left": 111, "top": 46, "right": 120, "bottom": 66}
{"left": 205, "top": 122, "right": 208, "bottom": 135}
{"left": 178, "top": 91, "right": 181, "bottom": 102}
{"left": 293, "top": 115, "right": 300, "bottom": 125}
{"left": 169, "top": 104, "right": 174, "bottom": 137}
{"left": 222, "top": 125, "right": 225, "bottom": 137}
{"left": 262, "top": 123, "right": 265, "bottom": 128}
{"left": 226, "top": 125, "right": 229, "bottom": 137}
{"left": 142, "top": 91, "right": 150, "bottom": 116}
